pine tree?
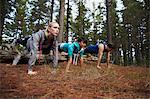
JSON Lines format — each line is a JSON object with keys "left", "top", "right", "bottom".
{"left": 72, "top": 0, "right": 91, "bottom": 38}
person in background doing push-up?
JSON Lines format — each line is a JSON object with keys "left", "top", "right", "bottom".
{"left": 58, "top": 38, "right": 87, "bottom": 72}
{"left": 84, "top": 43, "right": 114, "bottom": 69}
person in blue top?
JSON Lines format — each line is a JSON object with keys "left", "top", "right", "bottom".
{"left": 12, "top": 22, "right": 60, "bottom": 75}
{"left": 58, "top": 38, "right": 87, "bottom": 72}
{"left": 84, "top": 43, "right": 114, "bottom": 69}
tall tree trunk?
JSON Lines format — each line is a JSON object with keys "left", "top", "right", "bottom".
{"left": 113, "top": 48, "right": 119, "bottom": 65}
{"left": 135, "top": 44, "right": 141, "bottom": 65}
{"left": 123, "top": 48, "right": 127, "bottom": 66}
{"left": 66, "top": 0, "right": 70, "bottom": 42}
{"left": 128, "top": 31, "right": 133, "bottom": 65}
{"left": 106, "top": 0, "right": 112, "bottom": 43}
{"left": 145, "top": 0, "right": 150, "bottom": 67}
{"left": 58, "top": 0, "right": 65, "bottom": 43}
{"left": 50, "top": 0, "right": 54, "bottom": 21}
{"left": 0, "top": 0, "right": 7, "bottom": 45}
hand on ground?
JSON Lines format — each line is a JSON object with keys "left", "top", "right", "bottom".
{"left": 97, "top": 65, "right": 102, "bottom": 69}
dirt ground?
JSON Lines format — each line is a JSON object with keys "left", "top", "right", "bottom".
{"left": 0, "top": 61, "right": 150, "bottom": 99}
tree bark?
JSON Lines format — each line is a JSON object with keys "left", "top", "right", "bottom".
{"left": 123, "top": 48, "right": 127, "bottom": 66}
{"left": 0, "top": 0, "right": 7, "bottom": 45}
{"left": 50, "top": 0, "right": 54, "bottom": 21}
{"left": 66, "top": 0, "right": 70, "bottom": 42}
{"left": 145, "top": 0, "right": 150, "bottom": 67}
{"left": 106, "top": 0, "right": 112, "bottom": 43}
{"left": 58, "top": 0, "right": 65, "bottom": 43}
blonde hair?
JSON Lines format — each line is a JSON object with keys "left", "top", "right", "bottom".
{"left": 45, "top": 22, "right": 58, "bottom": 32}
{"left": 45, "top": 22, "right": 59, "bottom": 36}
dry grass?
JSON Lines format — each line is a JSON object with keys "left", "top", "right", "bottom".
{"left": 0, "top": 63, "right": 150, "bottom": 98}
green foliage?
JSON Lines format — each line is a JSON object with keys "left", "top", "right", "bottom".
{"left": 4, "top": 0, "right": 52, "bottom": 39}
{"left": 120, "top": 0, "right": 149, "bottom": 66}
{"left": 27, "top": 0, "right": 51, "bottom": 33}
{"left": 72, "top": 1, "right": 92, "bottom": 39}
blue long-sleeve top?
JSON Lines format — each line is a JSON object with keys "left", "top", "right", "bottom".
{"left": 59, "top": 42, "right": 83, "bottom": 58}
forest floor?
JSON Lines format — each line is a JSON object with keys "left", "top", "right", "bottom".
{"left": 0, "top": 61, "right": 150, "bottom": 99}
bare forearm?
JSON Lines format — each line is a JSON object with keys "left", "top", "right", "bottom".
{"left": 80, "top": 57, "right": 83, "bottom": 66}
{"left": 107, "top": 52, "right": 110, "bottom": 66}
{"left": 97, "top": 57, "right": 101, "bottom": 66}
{"left": 67, "top": 58, "right": 72, "bottom": 66}
{"left": 97, "top": 54, "right": 102, "bottom": 66}
{"left": 107, "top": 58, "right": 109, "bottom": 66}
{"left": 66, "top": 57, "right": 72, "bottom": 72}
